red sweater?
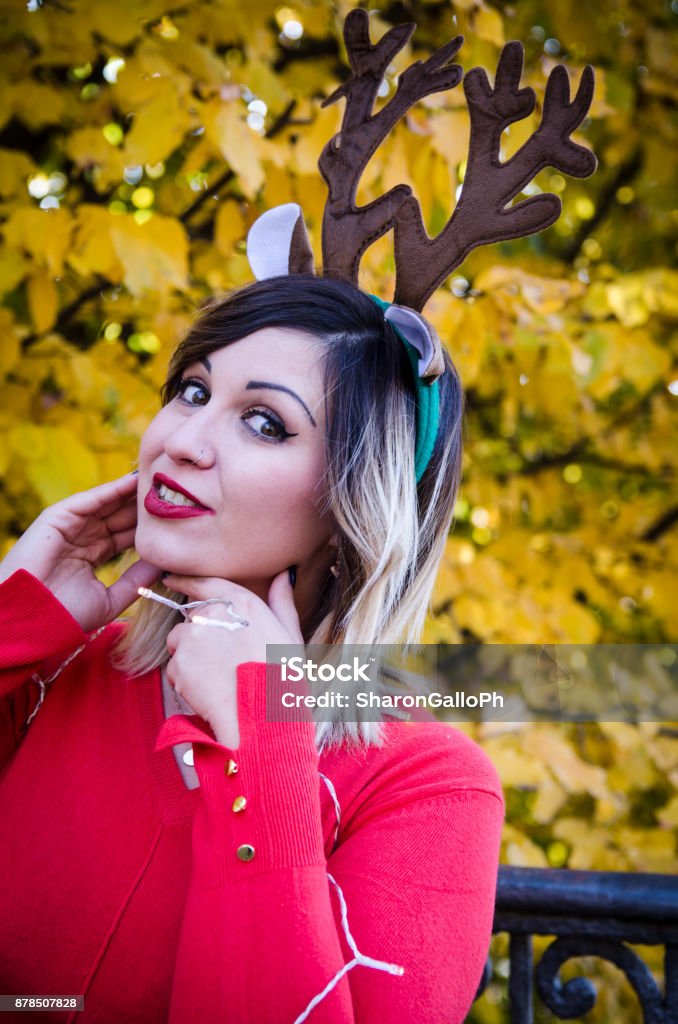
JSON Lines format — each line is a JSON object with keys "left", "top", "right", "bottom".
{"left": 0, "top": 569, "right": 504, "bottom": 1024}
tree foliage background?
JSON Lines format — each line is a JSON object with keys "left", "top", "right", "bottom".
{"left": 1, "top": 0, "right": 676, "bottom": 1018}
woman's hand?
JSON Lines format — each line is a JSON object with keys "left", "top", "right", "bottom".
{"left": 0, "top": 473, "right": 161, "bottom": 632}
{"left": 164, "top": 569, "right": 302, "bottom": 748}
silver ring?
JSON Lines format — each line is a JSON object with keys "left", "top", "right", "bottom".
{"left": 191, "top": 615, "right": 248, "bottom": 631}
{"left": 136, "top": 589, "right": 249, "bottom": 626}
{"left": 190, "top": 449, "right": 204, "bottom": 466}
{"left": 188, "top": 600, "right": 249, "bottom": 630}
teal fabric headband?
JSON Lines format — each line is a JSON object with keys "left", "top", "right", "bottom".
{"left": 366, "top": 293, "right": 441, "bottom": 484}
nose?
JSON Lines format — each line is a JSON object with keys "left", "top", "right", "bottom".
{"left": 163, "top": 418, "right": 216, "bottom": 468}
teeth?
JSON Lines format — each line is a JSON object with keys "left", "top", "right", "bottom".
{"left": 157, "top": 483, "right": 200, "bottom": 508}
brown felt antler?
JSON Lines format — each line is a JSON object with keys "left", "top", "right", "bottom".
{"left": 319, "top": 10, "right": 463, "bottom": 289}
{"left": 319, "top": 9, "right": 597, "bottom": 312}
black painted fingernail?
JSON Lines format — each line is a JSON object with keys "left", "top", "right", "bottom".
{"left": 131, "top": 470, "right": 139, "bottom": 475}
{"left": 288, "top": 565, "right": 297, "bottom": 589}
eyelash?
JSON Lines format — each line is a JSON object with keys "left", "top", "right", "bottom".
{"left": 175, "top": 377, "right": 298, "bottom": 444}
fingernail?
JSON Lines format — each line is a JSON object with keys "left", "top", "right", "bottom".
{"left": 160, "top": 571, "right": 170, "bottom": 581}
{"left": 288, "top": 565, "right": 297, "bottom": 589}
{"left": 131, "top": 470, "right": 139, "bottom": 476}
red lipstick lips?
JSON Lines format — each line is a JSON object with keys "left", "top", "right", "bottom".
{"left": 144, "top": 474, "right": 214, "bottom": 520}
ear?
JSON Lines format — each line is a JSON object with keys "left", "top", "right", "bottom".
{"left": 328, "top": 528, "right": 342, "bottom": 552}
{"left": 246, "top": 203, "right": 316, "bottom": 278}
{"left": 384, "top": 304, "right": 445, "bottom": 382}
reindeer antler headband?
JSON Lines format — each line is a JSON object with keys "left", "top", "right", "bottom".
{"left": 246, "top": 10, "right": 597, "bottom": 482}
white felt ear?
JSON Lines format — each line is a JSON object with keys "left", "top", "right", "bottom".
{"left": 246, "top": 203, "right": 303, "bottom": 280}
{"left": 384, "top": 304, "right": 436, "bottom": 377}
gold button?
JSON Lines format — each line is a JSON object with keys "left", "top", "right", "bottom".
{"left": 232, "top": 795, "right": 247, "bottom": 813}
{"left": 236, "top": 844, "right": 255, "bottom": 862}
{"left": 225, "top": 759, "right": 239, "bottom": 776}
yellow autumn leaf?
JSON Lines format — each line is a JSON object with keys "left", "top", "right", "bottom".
{"left": 429, "top": 110, "right": 470, "bottom": 169}
{"left": 545, "top": 598, "right": 601, "bottom": 643}
{"left": 214, "top": 202, "right": 245, "bottom": 256}
{"left": 501, "top": 824, "right": 549, "bottom": 867}
{"left": 242, "top": 55, "right": 290, "bottom": 110}
{"left": 113, "top": 47, "right": 178, "bottom": 110}
{"left": 26, "top": 269, "right": 58, "bottom": 333}
{"left": 422, "top": 611, "right": 463, "bottom": 645}
{"left": 0, "top": 310, "right": 19, "bottom": 377}
{"left": 8, "top": 424, "right": 98, "bottom": 504}
{"left": 453, "top": 593, "right": 508, "bottom": 638}
{"left": 475, "top": 266, "right": 584, "bottom": 314}
{"left": 426, "top": 290, "right": 486, "bottom": 384}
{"left": 85, "top": 0, "right": 141, "bottom": 46}
{"left": 531, "top": 776, "right": 567, "bottom": 824}
{"left": 614, "top": 826, "right": 676, "bottom": 872}
{"left": 67, "top": 206, "right": 124, "bottom": 282}
{"left": 65, "top": 128, "right": 126, "bottom": 191}
{"left": 474, "top": 6, "right": 505, "bottom": 46}
{"left": 161, "top": 37, "right": 230, "bottom": 87}
{"left": 11, "top": 82, "right": 66, "bottom": 130}
{"left": 594, "top": 793, "right": 629, "bottom": 825}
{"left": 569, "top": 839, "right": 629, "bottom": 872}
{"left": 192, "top": 241, "right": 230, "bottom": 289}
{"left": 409, "top": 139, "right": 436, "bottom": 229}
{"left": 3, "top": 207, "right": 73, "bottom": 275}
{"left": 0, "top": 432, "right": 11, "bottom": 477}
{"left": 523, "top": 729, "right": 608, "bottom": 797}
{"left": 583, "top": 323, "right": 671, "bottom": 399}
{"left": 0, "top": 149, "right": 37, "bottom": 197}
{"left": 644, "top": 269, "right": 678, "bottom": 319}
{"left": 260, "top": 164, "right": 296, "bottom": 212}
{"left": 657, "top": 794, "right": 678, "bottom": 829}
{"left": 290, "top": 102, "right": 342, "bottom": 177}
{"left": 608, "top": 747, "right": 660, "bottom": 791}
{"left": 110, "top": 214, "right": 189, "bottom": 296}
{"left": 0, "top": 382, "right": 32, "bottom": 427}
{"left": 124, "top": 80, "right": 191, "bottom": 165}
{"left": 8, "top": 419, "right": 45, "bottom": 460}
{"left": 0, "top": 249, "right": 29, "bottom": 295}
{"left": 379, "top": 129, "right": 411, "bottom": 197}
{"left": 290, "top": 173, "right": 328, "bottom": 232}
{"left": 257, "top": 135, "right": 288, "bottom": 171}
{"left": 483, "top": 737, "right": 550, "bottom": 787}
{"left": 431, "top": 560, "right": 463, "bottom": 605}
{"left": 645, "top": 735, "right": 678, "bottom": 775}
{"left": 202, "top": 98, "right": 265, "bottom": 200}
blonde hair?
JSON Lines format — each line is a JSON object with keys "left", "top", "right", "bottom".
{"left": 111, "top": 275, "right": 464, "bottom": 752}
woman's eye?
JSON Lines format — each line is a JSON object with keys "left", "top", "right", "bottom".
{"left": 177, "top": 378, "right": 209, "bottom": 405}
{"left": 242, "top": 408, "right": 298, "bottom": 443}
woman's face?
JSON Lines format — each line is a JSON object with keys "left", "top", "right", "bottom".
{"left": 135, "top": 327, "right": 336, "bottom": 602}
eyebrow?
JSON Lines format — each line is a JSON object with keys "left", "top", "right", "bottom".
{"left": 246, "top": 380, "right": 317, "bottom": 427}
{"left": 194, "top": 358, "right": 316, "bottom": 427}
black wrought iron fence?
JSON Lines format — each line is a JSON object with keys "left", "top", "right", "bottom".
{"left": 473, "top": 865, "right": 678, "bottom": 1023}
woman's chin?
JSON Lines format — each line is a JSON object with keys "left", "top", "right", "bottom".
{"left": 133, "top": 533, "right": 186, "bottom": 574}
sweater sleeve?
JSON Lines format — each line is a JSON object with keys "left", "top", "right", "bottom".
{"left": 155, "top": 663, "right": 504, "bottom": 1024}
{"left": 0, "top": 569, "right": 88, "bottom": 769}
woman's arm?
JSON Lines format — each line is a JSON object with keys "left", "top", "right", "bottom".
{"left": 0, "top": 474, "right": 159, "bottom": 768}
{"left": 0, "top": 569, "right": 88, "bottom": 769}
{"left": 0, "top": 570, "right": 89, "bottom": 693}
{"left": 156, "top": 662, "right": 504, "bottom": 1024}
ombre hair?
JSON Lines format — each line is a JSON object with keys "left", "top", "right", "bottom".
{"left": 111, "top": 275, "right": 464, "bottom": 751}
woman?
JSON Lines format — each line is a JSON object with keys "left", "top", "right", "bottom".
{"left": 0, "top": 274, "right": 505, "bottom": 1024}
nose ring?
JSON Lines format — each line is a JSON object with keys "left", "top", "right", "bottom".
{"left": 189, "top": 449, "right": 204, "bottom": 466}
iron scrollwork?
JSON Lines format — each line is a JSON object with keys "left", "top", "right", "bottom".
{"left": 473, "top": 865, "right": 678, "bottom": 1023}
